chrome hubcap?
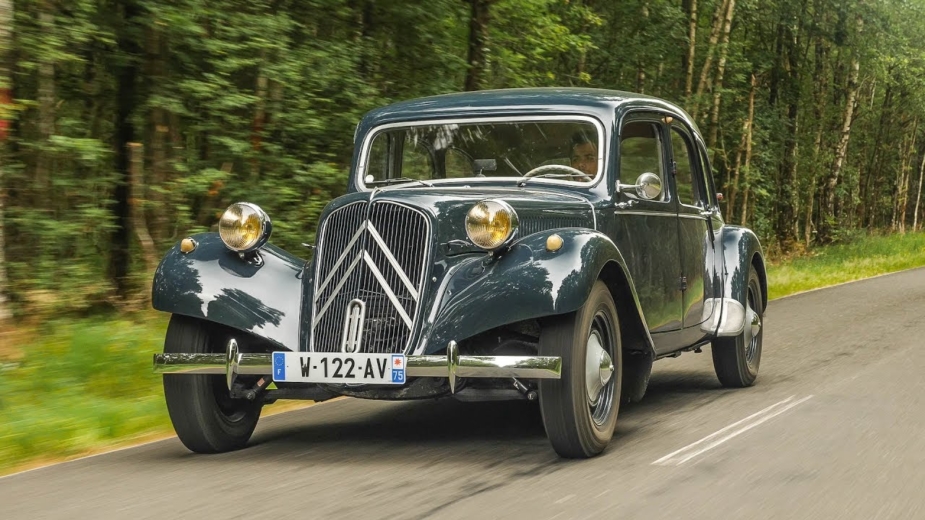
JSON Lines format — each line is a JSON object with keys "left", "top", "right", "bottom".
{"left": 586, "top": 330, "right": 614, "bottom": 405}
{"left": 744, "top": 287, "right": 762, "bottom": 367}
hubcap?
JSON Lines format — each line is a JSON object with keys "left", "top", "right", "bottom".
{"left": 744, "top": 286, "right": 762, "bottom": 367}
{"left": 585, "top": 330, "right": 614, "bottom": 405}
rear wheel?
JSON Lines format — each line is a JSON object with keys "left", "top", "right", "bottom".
{"left": 711, "top": 267, "right": 764, "bottom": 387}
{"left": 538, "top": 281, "right": 622, "bottom": 458}
{"left": 163, "top": 315, "right": 262, "bottom": 453}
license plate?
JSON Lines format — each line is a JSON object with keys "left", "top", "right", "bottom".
{"left": 272, "top": 351, "right": 406, "bottom": 385}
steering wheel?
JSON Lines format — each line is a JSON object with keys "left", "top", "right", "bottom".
{"left": 521, "top": 164, "right": 592, "bottom": 182}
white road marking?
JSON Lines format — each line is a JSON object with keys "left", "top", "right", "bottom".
{"left": 652, "top": 395, "right": 813, "bottom": 466}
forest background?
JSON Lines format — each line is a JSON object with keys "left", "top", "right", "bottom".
{"left": 0, "top": 0, "right": 924, "bottom": 319}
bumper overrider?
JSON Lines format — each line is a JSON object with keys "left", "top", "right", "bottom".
{"left": 153, "top": 340, "right": 562, "bottom": 394}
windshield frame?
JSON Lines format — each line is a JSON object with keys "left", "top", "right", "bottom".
{"left": 356, "top": 114, "right": 608, "bottom": 191}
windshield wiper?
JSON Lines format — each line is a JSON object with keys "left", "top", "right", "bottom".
{"left": 366, "top": 177, "right": 433, "bottom": 187}
{"left": 517, "top": 173, "right": 577, "bottom": 187}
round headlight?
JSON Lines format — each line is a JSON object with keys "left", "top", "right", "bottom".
{"left": 218, "top": 202, "right": 272, "bottom": 252}
{"left": 465, "top": 200, "right": 519, "bottom": 250}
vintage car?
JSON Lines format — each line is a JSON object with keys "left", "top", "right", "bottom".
{"left": 152, "top": 88, "right": 767, "bottom": 459}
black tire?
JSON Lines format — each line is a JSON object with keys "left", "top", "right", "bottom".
{"left": 711, "top": 267, "right": 764, "bottom": 388}
{"left": 163, "top": 315, "right": 262, "bottom": 453}
{"left": 538, "top": 281, "right": 622, "bottom": 458}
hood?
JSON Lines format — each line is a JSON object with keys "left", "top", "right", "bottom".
{"left": 369, "top": 185, "right": 596, "bottom": 245}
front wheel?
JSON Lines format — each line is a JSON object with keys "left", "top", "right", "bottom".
{"left": 711, "top": 267, "right": 764, "bottom": 387}
{"left": 538, "top": 281, "right": 622, "bottom": 458}
{"left": 163, "top": 315, "right": 263, "bottom": 453}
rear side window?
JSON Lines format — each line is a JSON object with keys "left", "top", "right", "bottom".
{"left": 670, "top": 127, "right": 701, "bottom": 206}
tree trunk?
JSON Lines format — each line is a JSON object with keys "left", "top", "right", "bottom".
{"left": 0, "top": 0, "right": 12, "bottom": 321}
{"left": 129, "top": 143, "right": 156, "bottom": 303}
{"left": 894, "top": 117, "right": 917, "bottom": 233}
{"left": 806, "top": 34, "right": 828, "bottom": 247}
{"left": 35, "top": 0, "right": 56, "bottom": 197}
{"left": 707, "top": 0, "right": 736, "bottom": 149}
{"left": 636, "top": 2, "right": 649, "bottom": 94}
{"left": 145, "top": 22, "right": 169, "bottom": 243}
{"left": 109, "top": 0, "right": 141, "bottom": 299}
{"left": 739, "top": 77, "right": 757, "bottom": 227}
{"left": 463, "top": 0, "right": 494, "bottom": 91}
{"left": 775, "top": 25, "right": 800, "bottom": 248}
{"left": 914, "top": 144, "right": 925, "bottom": 232}
{"left": 726, "top": 73, "right": 756, "bottom": 221}
{"left": 683, "top": 0, "right": 698, "bottom": 100}
{"left": 822, "top": 50, "right": 860, "bottom": 241}
{"left": 692, "top": 0, "right": 730, "bottom": 119}
{"left": 251, "top": 50, "right": 268, "bottom": 182}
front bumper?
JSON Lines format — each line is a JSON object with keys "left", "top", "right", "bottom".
{"left": 153, "top": 340, "right": 561, "bottom": 394}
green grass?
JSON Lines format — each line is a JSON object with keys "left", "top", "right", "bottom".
{"left": 767, "top": 232, "right": 925, "bottom": 300}
{"left": 0, "top": 315, "right": 173, "bottom": 475}
{"left": 1, "top": 231, "right": 923, "bottom": 475}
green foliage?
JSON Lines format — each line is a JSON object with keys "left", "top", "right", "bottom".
{"left": 3, "top": 0, "right": 925, "bottom": 317}
{"left": 768, "top": 231, "right": 925, "bottom": 299}
{"left": 0, "top": 316, "right": 172, "bottom": 473}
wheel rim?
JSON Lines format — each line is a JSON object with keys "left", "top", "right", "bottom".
{"left": 586, "top": 310, "right": 616, "bottom": 427}
{"left": 744, "top": 285, "right": 762, "bottom": 368}
{"left": 211, "top": 376, "right": 249, "bottom": 422}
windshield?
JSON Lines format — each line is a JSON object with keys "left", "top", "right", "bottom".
{"left": 361, "top": 118, "right": 603, "bottom": 186}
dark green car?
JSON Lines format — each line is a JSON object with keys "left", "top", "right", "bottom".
{"left": 152, "top": 88, "right": 767, "bottom": 459}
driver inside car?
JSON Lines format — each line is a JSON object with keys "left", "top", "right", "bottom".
{"left": 570, "top": 133, "right": 598, "bottom": 178}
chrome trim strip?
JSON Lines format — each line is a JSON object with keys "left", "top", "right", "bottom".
{"left": 366, "top": 222, "right": 419, "bottom": 301}
{"left": 357, "top": 115, "right": 608, "bottom": 190}
{"left": 314, "top": 224, "right": 366, "bottom": 299}
{"left": 340, "top": 299, "right": 366, "bottom": 353}
{"left": 614, "top": 210, "right": 677, "bottom": 218}
{"left": 154, "top": 351, "right": 563, "bottom": 382}
{"left": 362, "top": 251, "right": 414, "bottom": 329}
{"left": 313, "top": 252, "right": 364, "bottom": 326}
{"left": 678, "top": 213, "right": 708, "bottom": 220}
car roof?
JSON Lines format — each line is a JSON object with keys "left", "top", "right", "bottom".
{"left": 358, "top": 87, "right": 695, "bottom": 132}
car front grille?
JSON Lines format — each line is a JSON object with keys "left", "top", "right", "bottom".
{"left": 311, "top": 200, "right": 430, "bottom": 354}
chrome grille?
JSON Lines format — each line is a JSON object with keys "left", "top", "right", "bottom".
{"left": 311, "top": 201, "right": 430, "bottom": 354}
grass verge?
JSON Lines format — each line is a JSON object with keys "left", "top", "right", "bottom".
{"left": 1, "top": 231, "right": 924, "bottom": 475}
{"left": 767, "top": 232, "right": 925, "bottom": 299}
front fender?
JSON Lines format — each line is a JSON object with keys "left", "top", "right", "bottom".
{"left": 417, "top": 229, "right": 646, "bottom": 354}
{"left": 152, "top": 233, "right": 305, "bottom": 350}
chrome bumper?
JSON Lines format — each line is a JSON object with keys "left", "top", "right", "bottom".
{"left": 153, "top": 340, "right": 561, "bottom": 393}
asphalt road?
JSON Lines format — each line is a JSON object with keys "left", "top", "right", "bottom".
{"left": 3, "top": 268, "right": 925, "bottom": 519}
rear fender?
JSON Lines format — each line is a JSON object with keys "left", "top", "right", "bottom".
{"left": 416, "top": 229, "right": 654, "bottom": 356}
{"left": 152, "top": 233, "right": 305, "bottom": 350}
{"left": 702, "top": 226, "right": 766, "bottom": 336}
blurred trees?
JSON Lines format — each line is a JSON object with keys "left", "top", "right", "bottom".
{"left": 1, "top": 0, "right": 925, "bottom": 317}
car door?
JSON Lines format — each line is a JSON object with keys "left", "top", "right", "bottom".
{"left": 607, "top": 112, "right": 684, "bottom": 344}
{"left": 668, "top": 121, "right": 717, "bottom": 344}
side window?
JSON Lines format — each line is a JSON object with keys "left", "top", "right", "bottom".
{"left": 619, "top": 121, "right": 666, "bottom": 202}
{"left": 697, "top": 142, "right": 715, "bottom": 206}
{"left": 670, "top": 127, "right": 701, "bottom": 206}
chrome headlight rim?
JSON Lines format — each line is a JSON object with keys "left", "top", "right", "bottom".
{"left": 218, "top": 202, "right": 273, "bottom": 253}
{"left": 465, "top": 199, "right": 519, "bottom": 251}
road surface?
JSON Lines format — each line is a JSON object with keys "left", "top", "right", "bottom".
{"left": 3, "top": 268, "right": 925, "bottom": 519}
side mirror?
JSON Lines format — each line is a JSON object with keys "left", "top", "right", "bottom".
{"left": 617, "top": 172, "right": 662, "bottom": 201}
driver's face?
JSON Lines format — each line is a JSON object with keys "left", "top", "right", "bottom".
{"left": 571, "top": 142, "right": 598, "bottom": 177}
